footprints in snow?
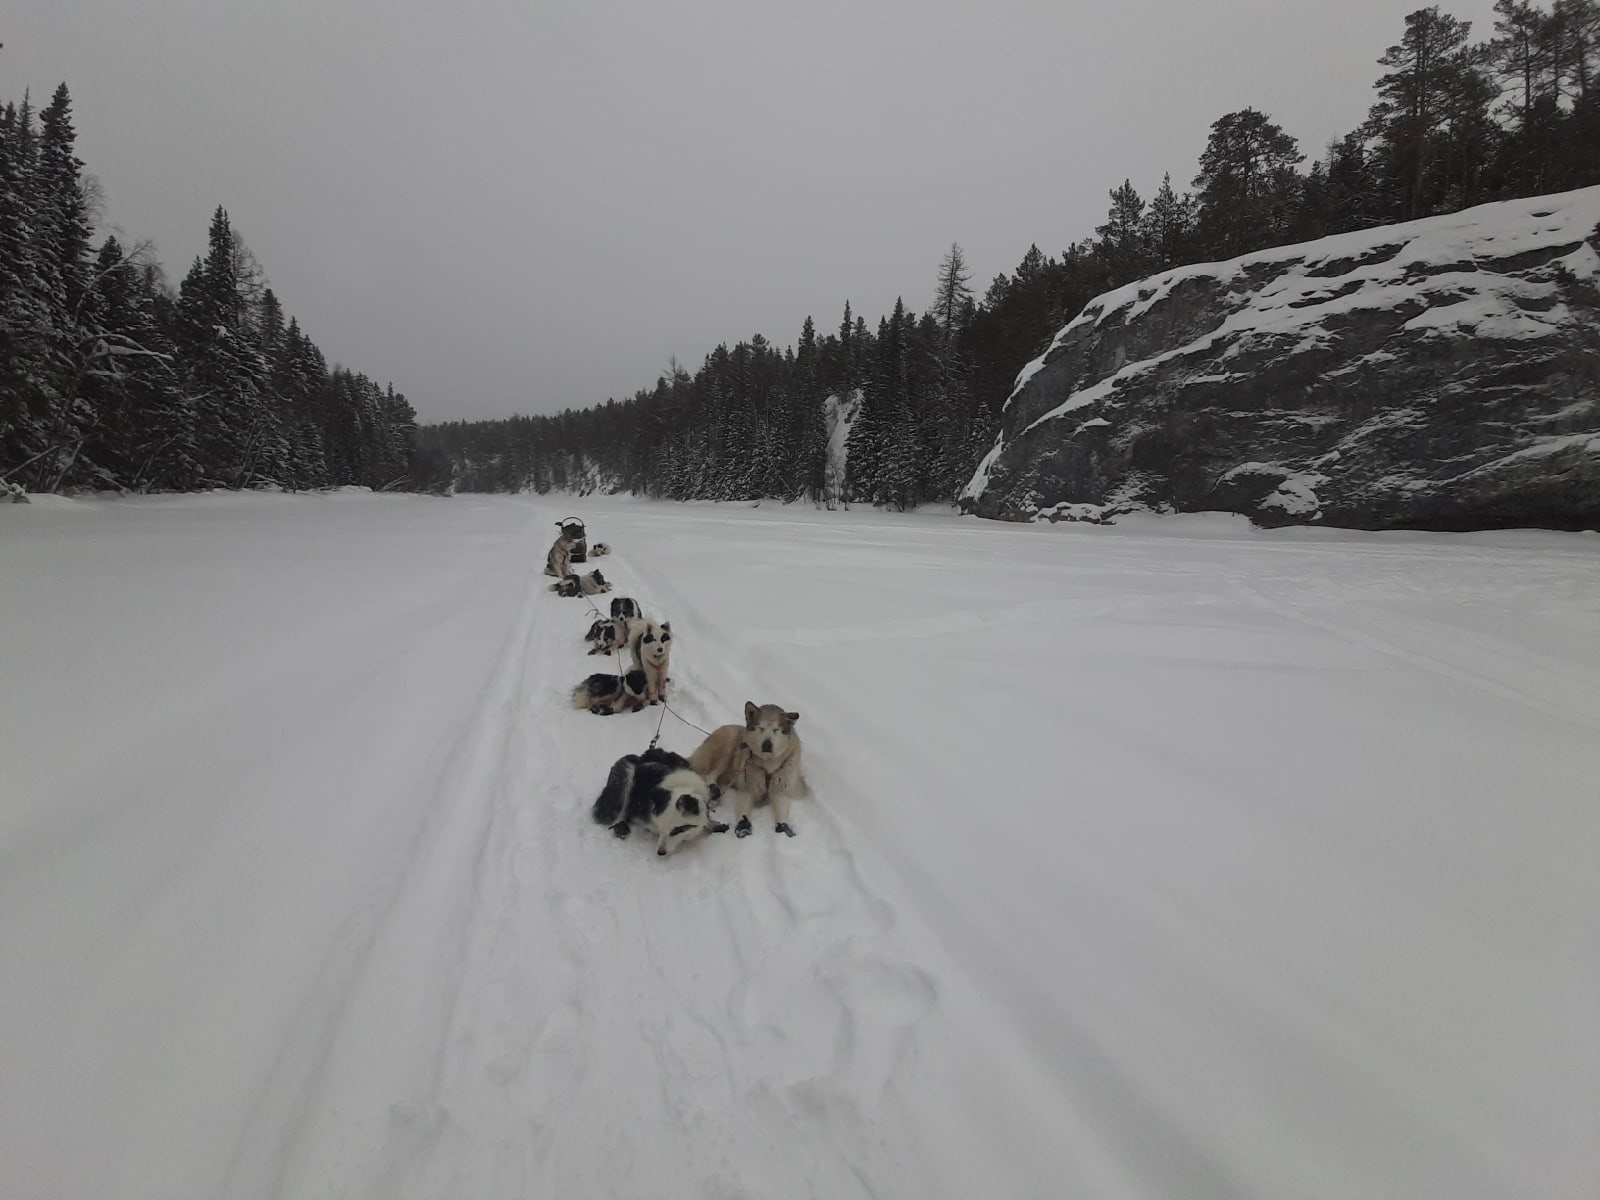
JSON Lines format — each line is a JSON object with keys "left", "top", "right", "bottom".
{"left": 648, "top": 1010, "right": 736, "bottom": 1126}
{"left": 726, "top": 818, "right": 938, "bottom": 1119}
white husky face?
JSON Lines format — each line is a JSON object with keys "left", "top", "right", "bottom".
{"left": 653, "top": 768, "right": 713, "bottom": 855}
{"left": 743, "top": 701, "right": 799, "bottom": 762}
{"left": 634, "top": 620, "right": 672, "bottom": 668}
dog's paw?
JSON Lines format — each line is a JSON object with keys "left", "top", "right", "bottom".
{"left": 611, "top": 822, "right": 631, "bottom": 839}
{"left": 709, "top": 822, "right": 730, "bottom": 834}
{"left": 775, "top": 822, "right": 796, "bottom": 838}
{"left": 735, "top": 817, "right": 752, "bottom": 838}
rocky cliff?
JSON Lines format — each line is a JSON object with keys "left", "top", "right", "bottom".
{"left": 962, "top": 188, "right": 1600, "bottom": 530}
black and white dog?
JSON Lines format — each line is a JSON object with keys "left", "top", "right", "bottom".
{"left": 583, "top": 616, "right": 629, "bottom": 655}
{"left": 583, "top": 598, "right": 644, "bottom": 655}
{"left": 591, "top": 748, "right": 728, "bottom": 855}
{"left": 627, "top": 619, "right": 672, "bottom": 703}
{"left": 571, "top": 668, "right": 650, "bottom": 715}
{"left": 549, "top": 569, "right": 611, "bottom": 598}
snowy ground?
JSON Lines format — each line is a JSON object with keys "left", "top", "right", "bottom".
{"left": 3, "top": 491, "right": 1597, "bottom": 1200}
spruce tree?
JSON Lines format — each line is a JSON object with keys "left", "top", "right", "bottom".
{"left": 0, "top": 97, "right": 54, "bottom": 485}
{"left": 178, "top": 210, "right": 271, "bottom": 485}
{"left": 37, "top": 85, "right": 93, "bottom": 323}
{"left": 1141, "top": 173, "right": 1196, "bottom": 269}
{"left": 1095, "top": 180, "right": 1151, "bottom": 284}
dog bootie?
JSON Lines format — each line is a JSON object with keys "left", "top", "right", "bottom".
{"left": 775, "top": 822, "right": 795, "bottom": 837}
{"left": 735, "top": 817, "right": 752, "bottom": 838}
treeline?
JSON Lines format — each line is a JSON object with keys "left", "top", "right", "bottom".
{"left": 0, "top": 84, "right": 443, "bottom": 496}
{"left": 426, "top": 0, "right": 1600, "bottom": 508}
{"left": 424, "top": 284, "right": 986, "bottom": 508}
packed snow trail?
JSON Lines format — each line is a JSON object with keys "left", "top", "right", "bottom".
{"left": 3, "top": 492, "right": 1597, "bottom": 1199}
{"left": 0, "top": 493, "right": 1066, "bottom": 1200}
{"left": 246, "top": 520, "right": 1065, "bottom": 1200}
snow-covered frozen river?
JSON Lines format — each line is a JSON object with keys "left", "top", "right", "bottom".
{"left": 3, "top": 491, "right": 1596, "bottom": 1199}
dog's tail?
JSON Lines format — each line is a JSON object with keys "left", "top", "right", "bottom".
{"left": 592, "top": 756, "right": 637, "bottom": 826}
{"left": 571, "top": 682, "right": 594, "bottom": 710}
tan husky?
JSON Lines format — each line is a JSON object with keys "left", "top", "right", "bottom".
{"left": 688, "top": 702, "right": 805, "bottom": 837}
{"left": 545, "top": 531, "right": 578, "bottom": 578}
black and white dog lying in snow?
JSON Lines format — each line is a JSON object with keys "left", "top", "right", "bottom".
{"left": 583, "top": 597, "right": 643, "bottom": 655}
{"left": 591, "top": 748, "right": 728, "bottom": 855}
{"left": 548, "top": 569, "right": 611, "bottom": 598}
{"left": 571, "top": 668, "right": 650, "bottom": 715}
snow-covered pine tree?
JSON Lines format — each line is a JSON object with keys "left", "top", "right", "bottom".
{"left": 17, "top": 86, "right": 99, "bottom": 490}
{"left": 178, "top": 209, "right": 277, "bottom": 486}
{"left": 0, "top": 97, "right": 56, "bottom": 489}
{"left": 80, "top": 236, "right": 188, "bottom": 489}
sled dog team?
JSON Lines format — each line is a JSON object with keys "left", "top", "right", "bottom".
{"left": 544, "top": 521, "right": 808, "bottom": 857}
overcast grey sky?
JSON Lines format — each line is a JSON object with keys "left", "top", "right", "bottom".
{"left": 10, "top": 0, "right": 1501, "bottom": 422}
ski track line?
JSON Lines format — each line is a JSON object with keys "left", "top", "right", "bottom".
{"left": 219, "top": 547, "right": 553, "bottom": 1200}
{"left": 561, "top": 539, "right": 963, "bottom": 1194}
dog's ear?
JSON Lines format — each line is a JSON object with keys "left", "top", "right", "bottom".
{"left": 660, "top": 621, "right": 670, "bottom": 634}
{"left": 744, "top": 700, "right": 759, "bottom": 728}
{"left": 783, "top": 711, "right": 800, "bottom": 729}
{"left": 676, "top": 794, "right": 701, "bottom": 816}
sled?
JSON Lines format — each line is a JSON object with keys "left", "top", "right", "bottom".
{"left": 557, "top": 516, "right": 588, "bottom": 563}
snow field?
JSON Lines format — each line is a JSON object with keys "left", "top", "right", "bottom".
{"left": 3, "top": 491, "right": 1598, "bottom": 1199}
{"left": 0, "top": 492, "right": 1061, "bottom": 1200}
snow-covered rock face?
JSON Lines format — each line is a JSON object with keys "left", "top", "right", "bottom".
{"left": 964, "top": 188, "right": 1600, "bottom": 530}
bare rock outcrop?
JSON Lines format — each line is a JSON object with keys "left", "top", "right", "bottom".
{"left": 962, "top": 189, "right": 1600, "bottom": 530}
